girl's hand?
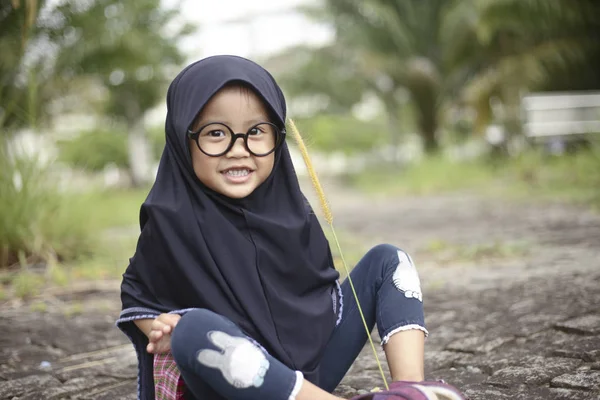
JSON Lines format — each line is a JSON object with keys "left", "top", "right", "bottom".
{"left": 146, "top": 313, "right": 181, "bottom": 354}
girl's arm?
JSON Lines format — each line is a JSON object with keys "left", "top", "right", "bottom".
{"left": 133, "top": 318, "right": 154, "bottom": 338}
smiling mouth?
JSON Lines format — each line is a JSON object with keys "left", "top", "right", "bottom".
{"left": 223, "top": 168, "right": 251, "bottom": 177}
{"left": 221, "top": 168, "right": 254, "bottom": 182}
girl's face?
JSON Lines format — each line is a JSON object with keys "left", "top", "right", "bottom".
{"left": 189, "top": 86, "right": 276, "bottom": 199}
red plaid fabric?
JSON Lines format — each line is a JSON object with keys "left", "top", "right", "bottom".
{"left": 153, "top": 352, "right": 186, "bottom": 400}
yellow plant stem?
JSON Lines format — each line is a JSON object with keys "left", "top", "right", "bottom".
{"left": 330, "top": 226, "right": 389, "bottom": 390}
{"left": 288, "top": 118, "right": 389, "bottom": 391}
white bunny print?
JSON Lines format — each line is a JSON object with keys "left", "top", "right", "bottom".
{"left": 197, "top": 331, "right": 270, "bottom": 389}
{"left": 392, "top": 250, "right": 423, "bottom": 302}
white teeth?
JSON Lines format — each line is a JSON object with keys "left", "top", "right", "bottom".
{"left": 226, "top": 169, "right": 250, "bottom": 177}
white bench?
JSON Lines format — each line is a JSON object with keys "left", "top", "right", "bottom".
{"left": 522, "top": 91, "right": 600, "bottom": 140}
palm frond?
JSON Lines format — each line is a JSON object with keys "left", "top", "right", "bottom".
{"left": 464, "top": 37, "right": 596, "bottom": 104}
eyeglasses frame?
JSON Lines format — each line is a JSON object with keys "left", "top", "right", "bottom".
{"left": 187, "top": 121, "right": 286, "bottom": 157}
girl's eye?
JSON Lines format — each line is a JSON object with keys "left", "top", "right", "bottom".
{"left": 206, "top": 130, "right": 225, "bottom": 137}
{"left": 249, "top": 127, "right": 262, "bottom": 136}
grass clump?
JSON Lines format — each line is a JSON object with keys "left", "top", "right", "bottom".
{"left": 0, "top": 139, "right": 95, "bottom": 268}
{"left": 48, "top": 262, "right": 70, "bottom": 287}
{"left": 64, "top": 302, "right": 84, "bottom": 317}
{"left": 507, "top": 148, "right": 600, "bottom": 206}
{"left": 12, "top": 270, "right": 45, "bottom": 298}
{"left": 29, "top": 301, "right": 48, "bottom": 313}
{"left": 1, "top": 134, "right": 150, "bottom": 300}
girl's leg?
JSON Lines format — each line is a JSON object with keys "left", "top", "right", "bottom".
{"left": 171, "top": 309, "right": 343, "bottom": 400}
{"left": 318, "top": 244, "right": 427, "bottom": 392}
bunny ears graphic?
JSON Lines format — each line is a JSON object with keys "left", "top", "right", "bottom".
{"left": 197, "top": 331, "right": 270, "bottom": 389}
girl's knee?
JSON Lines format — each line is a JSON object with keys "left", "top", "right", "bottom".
{"left": 367, "top": 244, "right": 414, "bottom": 271}
{"left": 171, "top": 308, "right": 222, "bottom": 362}
{"left": 368, "top": 244, "right": 421, "bottom": 295}
{"left": 367, "top": 244, "right": 401, "bottom": 260}
{"left": 176, "top": 308, "right": 218, "bottom": 334}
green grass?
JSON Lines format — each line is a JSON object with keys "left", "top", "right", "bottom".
{"left": 348, "top": 155, "right": 494, "bottom": 196}
{"left": 0, "top": 137, "right": 144, "bottom": 268}
{"left": 347, "top": 149, "right": 600, "bottom": 209}
{"left": 70, "top": 187, "right": 150, "bottom": 231}
{"left": 423, "top": 238, "right": 530, "bottom": 263}
{"left": 12, "top": 271, "right": 45, "bottom": 299}
{"left": 29, "top": 301, "right": 48, "bottom": 313}
{"left": 0, "top": 150, "right": 95, "bottom": 267}
{"left": 48, "top": 263, "right": 70, "bottom": 287}
{"left": 66, "top": 235, "right": 139, "bottom": 281}
{"left": 1, "top": 174, "right": 146, "bottom": 298}
{"left": 2, "top": 234, "right": 138, "bottom": 300}
{"left": 64, "top": 187, "right": 149, "bottom": 281}
{"left": 505, "top": 149, "right": 600, "bottom": 206}
{"left": 64, "top": 302, "right": 84, "bottom": 317}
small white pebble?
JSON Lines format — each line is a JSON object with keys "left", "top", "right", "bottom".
{"left": 39, "top": 361, "right": 52, "bottom": 370}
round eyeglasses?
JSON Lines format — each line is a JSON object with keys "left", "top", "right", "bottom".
{"left": 187, "top": 122, "right": 285, "bottom": 157}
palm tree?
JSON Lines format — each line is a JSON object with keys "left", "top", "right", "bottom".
{"left": 458, "top": 0, "right": 600, "bottom": 133}
{"left": 274, "top": 0, "right": 600, "bottom": 153}
{"left": 282, "top": 0, "right": 460, "bottom": 154}
{"left": 0, "top": 0, "right": 46, "bottom": 130}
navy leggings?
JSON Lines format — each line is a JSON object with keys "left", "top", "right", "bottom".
{"left": 171, "top": 244, "right": 426, "bottom": 400}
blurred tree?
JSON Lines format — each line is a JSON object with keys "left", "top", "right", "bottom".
{"left": 1, "top": 0, "right": 195, "bottom": 185}
{"left": 58, "top": 128, "right": 129, "bottom": 172}
{"left": 460, "top": 0, "right": 600, "bottom": 134}
{"left": 49, "top": 0, "right": 194, "bottom": 185}
{"left": 0, "top": 0, "right": 46, "bottom": 130}
{"left": 266, "top": 43, "right": 409, "bottom": 154}
{"left": 294, "top": 113, "right": 389, "bottom": 155}
{"left": 271, "top": 0, "right": 600, "bottom": 155}
{"left": 271, "top": 0, "right": 461, "bottom": 154}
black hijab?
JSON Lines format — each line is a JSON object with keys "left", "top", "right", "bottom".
{"left": 118, "top": 55, "right": 340, "bottom": 399}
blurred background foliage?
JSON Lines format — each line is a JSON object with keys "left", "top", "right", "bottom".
{"left": 0, "top": 0, "right": 599, "bottom": 294}
{"left": 269, "top": 0, "right": 600, "bottom": 153}
{"left": 1, "top": 0, "right": 193, "bottom": 282}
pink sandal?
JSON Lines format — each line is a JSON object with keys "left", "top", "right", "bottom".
{"left": 350, "top": 380, "right": 466, "bottom": 400}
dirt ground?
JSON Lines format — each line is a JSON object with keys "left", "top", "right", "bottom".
{"left": 1, "top": 179, "right": 599, "bottom": 399}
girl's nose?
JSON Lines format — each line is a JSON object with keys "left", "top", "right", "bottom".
{"left": 226, "top": 136, "right": 250, "bottom": 157}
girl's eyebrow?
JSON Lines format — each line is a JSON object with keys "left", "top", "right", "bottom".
{"left": 198, "top": 117, "right": 270, "bottom": 126}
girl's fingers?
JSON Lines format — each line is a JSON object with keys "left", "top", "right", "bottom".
{"left": 157, "top": 341, "right": 171, "bottom": 354}
{"left": 149, "top": 329, "right": 163, "bottom": 342}
{"left": 151, "top": 319, "right": 165, "bottom": 331}
{"left": 147, "top": 338, "right": 170, "bottom": 354}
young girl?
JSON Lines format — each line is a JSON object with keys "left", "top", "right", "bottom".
{"left": 117, "top": 55, "right": 464, "bottom": 400}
